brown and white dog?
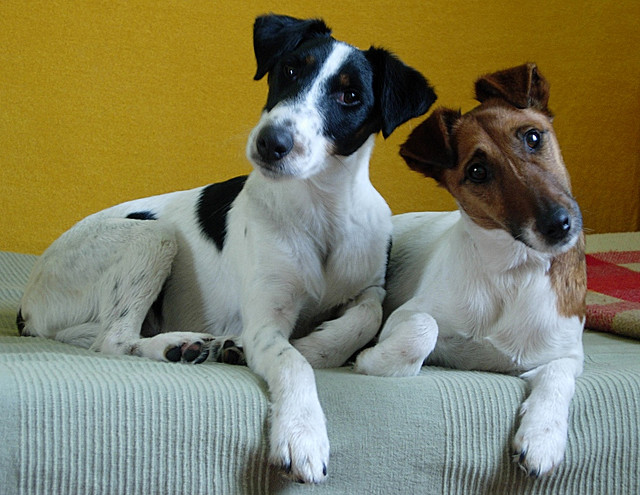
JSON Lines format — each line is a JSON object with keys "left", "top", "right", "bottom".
{"left": 355, "top": 64, "right": 586, "bottom": 477}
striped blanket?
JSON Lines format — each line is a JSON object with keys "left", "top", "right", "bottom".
{"left": 586, "top": 232, "right": 640, "bottom": 339}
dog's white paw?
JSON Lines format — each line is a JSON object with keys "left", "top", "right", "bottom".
{"left": 512, "top": 403, "right": 568, "bottom": 477}
{"left": 269, "top": 402, "right": 330, "bottom": 483}
{"left": 354, "top": 345, "right": 425, "bottom": 377}
{"left": 353, "top": 312, "right": 436, "bottom": 377}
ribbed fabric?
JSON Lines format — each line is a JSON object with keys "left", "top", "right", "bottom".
{"left": 1, "top": 249, "right": 639, "bottom": 494}
{"left": 0, "top": 251, "right": 37, "bottom": 336}
{"left": 5, "top": 341, "right": 273, "bottom": 495}
{"left": 432, "top": 334, "right": 640, "bottom": 495}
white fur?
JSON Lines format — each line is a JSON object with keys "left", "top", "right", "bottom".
{"left": 19, "top": 42, "right": 393, "bottom": 484}
{"left": 354, "top": 210, "right": 584, "bottom": 476}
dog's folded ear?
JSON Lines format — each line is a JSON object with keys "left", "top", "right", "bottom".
{"left": 399, "top": 107, "right": 460, "bottom": 180}
{"left": 474, "top": 63, "right": 550, "bottom": 111}
{"left": 253, "top": 14, "right": 332, "bottom": 81}
{"left": 365, "top": 48, "right": 437, "bottom": 138}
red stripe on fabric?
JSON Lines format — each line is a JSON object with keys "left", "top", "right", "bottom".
{"left": 586, "top": 300, "right": 640, "bottom": 331}
{"left": 586, "top": 254, "right": 640, "bottom": 303}
{"left": 588, "top": 250, "right": 640, "bottom": 264}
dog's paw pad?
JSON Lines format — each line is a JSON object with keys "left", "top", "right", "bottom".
{"left": 165, "top": 345, "right": 183, "bottom": 362}
{"left": 219, "top": 339, "right": 246, "bottom": 365}
{"left": 164, "top": 341, "right": 209, "bottom": 364}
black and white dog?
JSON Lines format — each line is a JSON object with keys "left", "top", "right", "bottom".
{"left": 18, "top": 14, "right": 436, "bottom": 483}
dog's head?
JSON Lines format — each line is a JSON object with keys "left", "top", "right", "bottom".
{"left": 400, "top": 63, "right": 582, "bottom": 254}
{"left": 247, "top": 14, "right": 437, "bottom": 180}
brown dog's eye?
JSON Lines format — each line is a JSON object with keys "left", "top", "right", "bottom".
{"left": 524, "top": 129, "right": 542, "bottom": 150}
{"left": 466, "top": 163, "right": 489, "bottom": 183}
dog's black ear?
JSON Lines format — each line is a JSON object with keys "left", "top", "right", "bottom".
{"left": 365, "top": 47, "right": 437, "bottom": 138}
{"left": 253, "top": 14, "right": 332, "bottom": 81}
{"left": 474, "top": 63, "right": 550, "bottom": 111}
{"left": 399, "top": 107, "right": 460, "bottom": 181}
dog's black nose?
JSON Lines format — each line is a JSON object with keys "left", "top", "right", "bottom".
{"left": 256, "top": 126, "right": 294, "bottom": 162}
{"left": 538, "top": 206, "right": 571, "bottom": 242}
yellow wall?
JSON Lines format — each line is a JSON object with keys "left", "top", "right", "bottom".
{"left": 2, "top": 1, "right": 639, "bottom": 254}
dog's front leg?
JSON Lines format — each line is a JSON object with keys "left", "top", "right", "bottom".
{"left": 354, "top": 297, "right": 438, "bottom": 377}
{"left": 292, "top": 286, "right": 386, "bottom": 368}
{"left": 242, "top": 294, "right": 329, "bottom": 483}
{"left": 513, "top": 356, "right": 581, "bottom": 477}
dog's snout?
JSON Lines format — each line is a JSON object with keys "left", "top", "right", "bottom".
{"left": 538, "top": 206, "right": 571, "bottom": 242}
{"left": 256, "top": 126, "right": 294, "bottom": 163}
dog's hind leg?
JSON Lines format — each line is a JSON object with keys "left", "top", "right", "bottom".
{"left": 292, "top": 286, "right": 386, "bottom": 368}
{"left": 20, "top": 217, "right": 175, "bottom": 350}
{"left": 54, "top": 323, "right": 104, "bottom": 349}
{"left": 87, "top": 220, "right": 181, "bottom": 357}
{"left": 353, "top": 298, "right": 438, "bottom": 377}
{"left": 513, "top": 356, "right": 581, "bottom": 477}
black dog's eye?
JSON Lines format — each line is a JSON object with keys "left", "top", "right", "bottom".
{"left": 524, "top": 129, "right": 542, "bottom": 151}
{"left": 336, "top": 89, "right": 361, "bottom": 107}
{"left": 283, "top": 64, "right": 298, "bottom": 81}
{"left": 466, "top": 162, "right": 490, "bottom": 183}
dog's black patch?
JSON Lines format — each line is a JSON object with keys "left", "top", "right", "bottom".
{"left": 126, "top": 211, "right": 157, "bottom": 220}
{"left": 197, "top": 175, "right": 248, "bottom": 250}
{"left": 263, "top": 37, "right": 333, "bottom": 112}
{"left": 322, "top": 49, "right": 379, "bottom": 156}
{"left": 16, "top": 308, "right": 25, "bottom": 335}
{"left": 140, "top": 284, "right": 165, "bottom": 338}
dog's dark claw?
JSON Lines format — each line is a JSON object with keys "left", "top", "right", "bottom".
{"left": 519, "top": 450, "right": 527, "bottom": 464}
{"left": 165, "top": 346, "right": 182, "bottom": 362}
{"left": 322, "top": 463, "right": 327, "bottom": 476}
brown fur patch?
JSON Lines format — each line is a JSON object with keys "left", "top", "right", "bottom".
{"left": 440, "top": 104, "right": 570, "bottom": 236}
{"left": 549, "top": 233, "right": 587, "bottom": 319}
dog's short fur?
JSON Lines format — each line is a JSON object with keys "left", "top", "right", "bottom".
{"left": 17, "top": 14, "right": 436, "bottom": 483}
{"left": 355, "top": 64, "right": 586, "bottom": 477}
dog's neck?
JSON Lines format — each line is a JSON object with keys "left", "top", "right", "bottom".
{"left": 458, "top": 209, "right": 551, "bottom": 274}
{"left": 307, "top": 135, "right": 377, "bottom": 195}
{"left": 246, "top": 135, "right": 380, "bottom": 230}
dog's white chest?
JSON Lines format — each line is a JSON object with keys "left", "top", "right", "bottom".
{"left": 430, "top": 268, "right": 581, "bottom": 372}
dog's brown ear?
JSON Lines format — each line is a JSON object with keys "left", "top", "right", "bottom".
{"left": 399, "top": 107, "right": 460, "bottom": 180}
{"left": 474, "top": 63, "right": 550, "bottom": 110}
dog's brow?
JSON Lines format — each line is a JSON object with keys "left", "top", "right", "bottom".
{"left": 308, "top": 42, "right": 351, "bottom": 100}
